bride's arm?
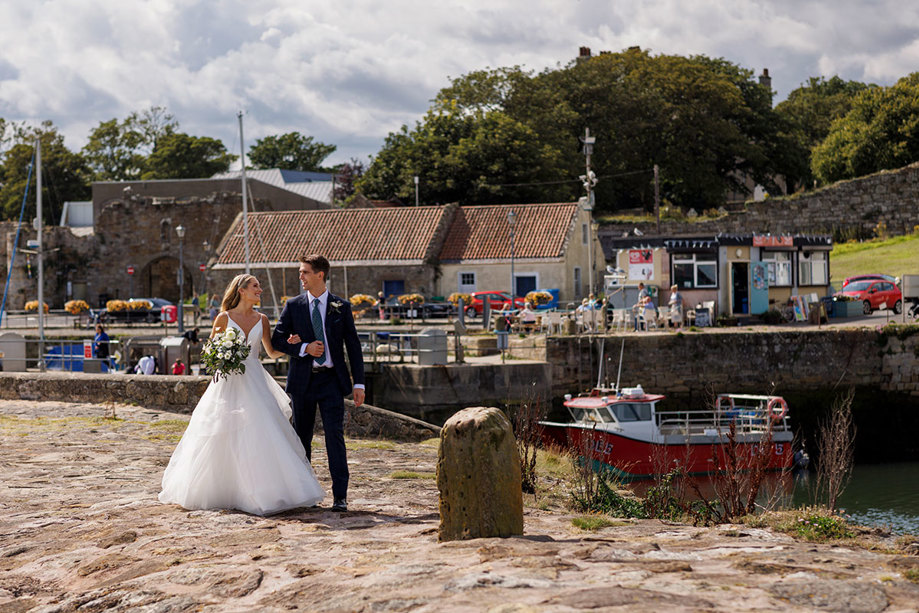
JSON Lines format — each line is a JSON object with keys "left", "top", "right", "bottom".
{"left": 260, "top": 314, "right": 284, "bottom": 358}
{"left": 211, "top": 312, "right": 229, "bottom": 339}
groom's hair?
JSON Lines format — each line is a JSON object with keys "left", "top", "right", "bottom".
{"left": 299, "top": 254, "right": 330, "bottom": 281}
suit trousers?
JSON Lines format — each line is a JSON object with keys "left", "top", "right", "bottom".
{"left": 291, "top": 369, "right": 349, "bottom": 500}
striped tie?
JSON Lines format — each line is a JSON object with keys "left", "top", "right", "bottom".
{"left": 312, "top": 298, "right": 326, "bottom": 365}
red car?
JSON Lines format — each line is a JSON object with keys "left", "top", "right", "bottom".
{"left": 842, "top": 274, "right": 897, "bottom": 288}
{"left": 465, "top": 291, "right": 526, "bottom": 317}
{"left": 837, "top": 279, "right": 902, "bottom": 315}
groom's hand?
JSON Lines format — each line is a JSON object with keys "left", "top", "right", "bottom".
{"left": 305, "top": 341, "right": 324, "bottom": 357}
{"left": 352, "top": 387, "right": 365, "bottom": 407}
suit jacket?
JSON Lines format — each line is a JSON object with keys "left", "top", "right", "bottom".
{"left": 271, "top": 292, "right": 365, "bottom": 397}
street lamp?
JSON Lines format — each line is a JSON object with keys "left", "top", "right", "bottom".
{"left": 201, "top": 240, "right": 210, "bottom": 296}
{"left": 507, "top": 209, "right": 517, "bottom": 298}
{"left": 176, "top": 224, "right": 186, "bottom": 334}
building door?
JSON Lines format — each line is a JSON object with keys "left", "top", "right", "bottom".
{"left": 515, "top": 275, "right": 537, "bottom": 297}
{"left": 750, "top": 261, "right": 770, "bottom": 314}
{"left": 382, "top": 280, "right": 404, "bottom": 300}
{"left": 731, "top": 262, "right": 749, "bottom": 314}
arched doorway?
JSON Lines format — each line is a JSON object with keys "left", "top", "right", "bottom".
{"left": 140, "top": 256, "right": 194, "bottom": 302}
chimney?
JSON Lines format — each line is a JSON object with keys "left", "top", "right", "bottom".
{"left": 577, "top": 46, "right": 591, "bottom": 63}
{"left": 759, "top": 68, "right": 772, "bottom": 90}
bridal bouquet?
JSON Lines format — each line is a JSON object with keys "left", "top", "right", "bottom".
{"left": 201, "top": 327, "right": 251, "bottom": 382}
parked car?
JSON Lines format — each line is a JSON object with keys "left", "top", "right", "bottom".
{"left": 842, "top": 274, "right": 897, "bottom": 288}
{"left": 464, "top": 291, "right": 526, "bottom": 318}
{"left": 836, "top": 280, "right": 902, "bottom": 315}
{"left": 386, "top": 299, "right": 454, "bottom": 319}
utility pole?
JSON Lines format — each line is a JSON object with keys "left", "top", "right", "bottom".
{"left": 654, "top": 164, "right": 660, "bottom": 234}
{"left": 414, "top": 175, "right": 419, "bottom": 206}
{"left": 238, "top": 111, "right": 251, "bottom": 274}
{"left": 579, "top": 128, "right": 597, "bottom": 297}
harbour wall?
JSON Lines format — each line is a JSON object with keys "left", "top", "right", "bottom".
{"left": 373, "top": 328, "right": 919, "bottom": 424}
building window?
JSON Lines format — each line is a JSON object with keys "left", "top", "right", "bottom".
{"left": 672, "top": 254, "right": 717, "bottom": 288}
{"left": 582, "top": 223, "right": 588, "bottom": 244}
{"left": 798, "top": 251, "right": 827, "bottom": 286}
{"left": 762, "top": 251, "right": 792, "bottom": 286}
{"left": 574, "top": 266, "right": 582, "bottom": 297}
{"left": 458, "top": 272, "right": 476, "bottom": 292}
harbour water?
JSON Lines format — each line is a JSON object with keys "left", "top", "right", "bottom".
{"left": 793, "top": 461, "right": 919, "bottom": 535}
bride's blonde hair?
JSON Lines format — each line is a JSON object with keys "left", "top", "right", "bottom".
{"left": 221, "top": 274, "right": 256, "bottom": 312}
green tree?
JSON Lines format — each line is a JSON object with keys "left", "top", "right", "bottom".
{"left": 811, "top": 73, "right": 919, "bottom": 184}
{"left": 361, "top": 49, "right": 793, "bottom": 212}
{"left": 0, "top": 121, "right": 90, "bottom": 224}
{"left": 82, "top": 106, "right": 178, "bottom": 181}
{"left": 142, "top": 132, "right": 236, "bottom": 180}
{"left": 332, "top": 157, "right": 365, "bottom": 204}
{"left": 358, "top": 103, "right": 568, "bottom": 204}
{"left": 248, "top": 132, "right": 336, "bottom": 171}
{"left": 776, "top": 76, "right": 873, "bottom": 188}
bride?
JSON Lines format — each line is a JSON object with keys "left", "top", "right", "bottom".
{"left": 159, "top": 274, "right": 324, "bottom": 515}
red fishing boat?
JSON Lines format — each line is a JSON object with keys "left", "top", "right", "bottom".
{"left": 539, "top": 385, "right": 794, "bottom": 480}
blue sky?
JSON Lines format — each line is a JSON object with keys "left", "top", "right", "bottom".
{"left": 1, "top": 0, "right": 917, "bottom": 166}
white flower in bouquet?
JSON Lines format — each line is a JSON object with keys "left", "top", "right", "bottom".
{"left": 201, "top": 327, "right": 251, "bottom": 382}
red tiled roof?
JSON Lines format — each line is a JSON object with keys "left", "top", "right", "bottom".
{"left": 439, "top": 203, "right": 579, "bottom": 261}
{"left": 216, "top": 206, "right": 449, "bottom": 265}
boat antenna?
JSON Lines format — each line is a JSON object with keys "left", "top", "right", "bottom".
{"left": 596, "top": 337, "right": 605, "bottom": 388}
{"left": 614, "top": 337, "right": 625, "bottom": 393}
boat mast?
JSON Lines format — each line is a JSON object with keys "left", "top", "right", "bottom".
{"left": 237, "top": 111, "right": 251, "bottom": 274}
{"left": 36, "top": 138, "right": 45, "bottom": 371}
{"left": 614, "top": 337, "right": 624, "bottom": 393}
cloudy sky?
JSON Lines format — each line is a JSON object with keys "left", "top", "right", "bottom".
{"left": 1, "top": 0, "right": 918, "bottom": 167}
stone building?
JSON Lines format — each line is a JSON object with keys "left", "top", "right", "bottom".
{"left": 211, "top": 201, "right": 603, "bottom": 307}
{"left": 211, "top": 205, "right": 458, "bottom": 312}
{"left": 1, "top": 172, "right": 331, "bottom": 310}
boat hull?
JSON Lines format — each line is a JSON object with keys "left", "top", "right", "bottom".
{"left": 540, "top": 422, "right": 793, "bottom": 480}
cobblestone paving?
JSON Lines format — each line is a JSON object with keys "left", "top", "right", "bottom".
{"left": 1, "top": 400, "right": 918, "bottom": 612}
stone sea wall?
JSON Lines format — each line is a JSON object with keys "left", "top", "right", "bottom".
{"left": 0, "top": 371, "right": 440, "bottom": 441}
{"left": 607, "top": 161, "right": 919, "bottom": 239}
{"left": 546, "top": 328, "right": 919, "bottom": 400}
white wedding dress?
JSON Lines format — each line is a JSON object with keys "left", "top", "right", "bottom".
{"left": 159, "top": 316, "right": 324, "bottom": 515}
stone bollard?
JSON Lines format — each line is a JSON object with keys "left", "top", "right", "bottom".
{"left": 437, "top": 406, "right": 524, "bottom": 541}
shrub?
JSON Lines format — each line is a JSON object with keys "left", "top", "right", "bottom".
{"left": 447, "top": 292, "right": 472, "bottom": 305}
{"left": 106, "top": 300, "right": 129, "bottom": 312}
{"left": 64, "top": 300, "right": 90, "bottom": 315}
{"left": 792, "top": 511, "right": 854, "bottom": 541}
{"left": 524, "top": 290, "right": 553, "bottom": 306}
{"left": 24, "top": 300, "right": 49, "bottom": 313}
{"left": 349, "top": 293, "right": 375, "bottom": 307}
{"left": 760, "top": 309, "right": 785, "bottom": 325}
{"left": 397, "top": 293, "right": 424, "bottom": 304}
{"left": 128, "top": 300, "right": 152, "bottom": 311}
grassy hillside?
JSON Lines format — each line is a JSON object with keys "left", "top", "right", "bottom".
{"left": 830, "top": 232, "right": 919, "bottom": 285}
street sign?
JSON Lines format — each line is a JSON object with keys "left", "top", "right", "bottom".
{"left": 199, "top": 263, "right": 206, "bottom": 272}
{"left": 127, "top": 266, "right": 135, "bottom": 275}
{"left": 83, "top": 341, "right": 93, "bottom": 359}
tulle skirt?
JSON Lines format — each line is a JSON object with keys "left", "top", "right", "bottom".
{"left": 158, "top": 362, "right": 324, "bottom": 516}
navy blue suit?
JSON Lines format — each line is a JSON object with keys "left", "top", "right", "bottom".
{"left": 272, "top": 292, "right": 364, "bottom": 500}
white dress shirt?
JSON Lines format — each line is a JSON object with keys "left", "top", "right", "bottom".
{"left": 298, "top": 290, "right": 364, "bottom": 390}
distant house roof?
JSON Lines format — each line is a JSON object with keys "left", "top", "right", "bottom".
{"left": 214, "top": 205, "right": 453, "bottom": 268}
{"left": 212, "top": 169, "right": 334, "bottom": 204}
{"left": 439, "top": 203, "right": 580, "bottom": 262}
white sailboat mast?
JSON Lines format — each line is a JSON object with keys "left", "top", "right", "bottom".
{"left": 238, "top": 111, "right": 251, "bottom": 274}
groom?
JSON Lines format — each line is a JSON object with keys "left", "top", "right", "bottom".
{"left": 272, "top": 254, "right": 365, "bottom": 512}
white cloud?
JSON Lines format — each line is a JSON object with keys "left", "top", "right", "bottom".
{"left": 0, "top": 0, "right": 917, "bottom": 165}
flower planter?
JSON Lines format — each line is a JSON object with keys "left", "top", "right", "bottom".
{"left": 832, "top": 300, "right": 864, "bottom": 317}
